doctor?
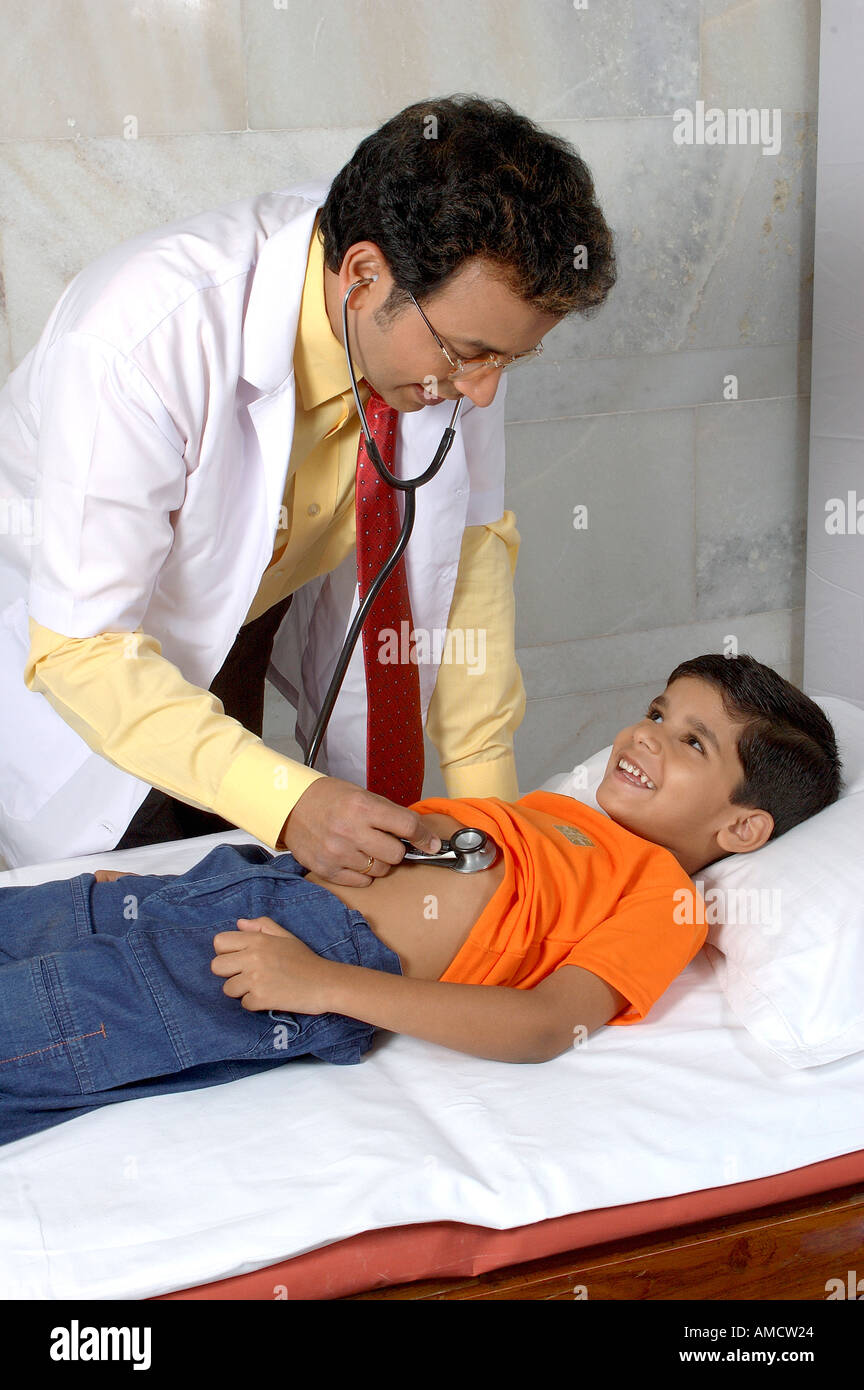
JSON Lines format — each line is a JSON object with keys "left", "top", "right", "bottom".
{"left": 0, "top": 95, "right": 615, "bottom": 879}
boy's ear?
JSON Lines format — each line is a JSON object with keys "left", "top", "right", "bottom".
{"left": 715, "top": 808, "right": 774, "bottom": 857}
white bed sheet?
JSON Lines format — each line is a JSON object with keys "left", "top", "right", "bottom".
{"left": 1, "top": 828, "right": 862, "bottom": 1301}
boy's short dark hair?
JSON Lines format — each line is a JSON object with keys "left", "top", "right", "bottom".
{"left": 667, "top": 653, "right": 843, "bottom": 840}
{"left": 319, "top": 93, "right": 616, "bottom": 321}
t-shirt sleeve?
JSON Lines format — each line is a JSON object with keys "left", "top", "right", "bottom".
{"left": 559, "top": 885, "right": 708, "bottom": 1025}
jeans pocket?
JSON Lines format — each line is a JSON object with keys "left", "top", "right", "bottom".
{"left": 243, "top": 1010, "right": 303, "bottom": 1061}
{"left": 267, "top": 1009, "right": 300, "bottom": 1033}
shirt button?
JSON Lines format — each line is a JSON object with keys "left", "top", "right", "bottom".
{"left": 307, "top": 502, "right": 321, "bottom": 517}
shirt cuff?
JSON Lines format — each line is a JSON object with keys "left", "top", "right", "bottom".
{"left": 442, "top": 754, "right": 519, "bottom": 803}
{"left": 212, "top": 742, "right": 326, "bottom": 849}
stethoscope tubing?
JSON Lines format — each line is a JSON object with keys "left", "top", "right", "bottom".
{"left": 304, "top": 279, "right": 464, "bottom": 771}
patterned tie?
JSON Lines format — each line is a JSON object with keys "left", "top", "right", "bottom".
{"left": 355, "top": 390, "right": 425, "bottom": 804}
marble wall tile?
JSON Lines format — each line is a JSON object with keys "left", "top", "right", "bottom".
{"left": 516, "top": 607, "right": 805, "bottom": 701}
{"left": 0, "top": 129, "right": 363, "bottom": 365}
{"left": 0, "top": 228, "right": 10, "bottom": 384}
{"left": 505, "top": 408, "right": 696, "bottom": 647}
{"left": 535, "top": 114, "right": 817, "bottom": 361}
{"left": 245, "top": 0, "right": 700, "bottom": 130}
{"left": 701, "top": 0, "right": 820, "bottom": 112}
{"left": 504, "top": 342, "right": 811, "bottom": 423}
{"left": 0, "top": 0, "right": 246, "bottom": 140}
{"left": 696, "top": 396, "right": 810, "bottom": 620}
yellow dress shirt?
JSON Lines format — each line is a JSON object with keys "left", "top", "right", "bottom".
{"left": 24, "top": 220, "right": 526, "bottom": 849}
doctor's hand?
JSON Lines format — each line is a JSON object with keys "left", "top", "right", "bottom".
{"left": 276, "top": 777, "right": 441, "bottom": 886}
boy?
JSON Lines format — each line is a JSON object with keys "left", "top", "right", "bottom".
{"left": 0, "top": 654, "right": 841, "bottom": 1146}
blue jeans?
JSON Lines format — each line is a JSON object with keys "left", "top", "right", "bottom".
{"left": 0, "top": 844, "right": 402, "bottom": 1146}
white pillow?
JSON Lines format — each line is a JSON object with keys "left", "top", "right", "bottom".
{"left": 541, "top": 696, "right": 864, "bottom": 1070}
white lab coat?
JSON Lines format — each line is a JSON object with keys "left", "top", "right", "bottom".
{"left": 0, "top": 181, "right": 507, "bottom": 868}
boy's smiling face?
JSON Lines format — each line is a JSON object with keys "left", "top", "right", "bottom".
{"left": 596, "top": 675, "right": 775, "bottom": 875}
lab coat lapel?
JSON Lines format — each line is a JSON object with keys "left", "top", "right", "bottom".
{"left": 240, "top": 180, "right": 330, "bottom": 393}
{"left": 194, "top": 187, "right": 326, "bottom": 664}
{"left": 234, "top": 187, "right": 328, "bottom": 631}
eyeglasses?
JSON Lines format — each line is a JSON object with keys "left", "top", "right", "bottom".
{"left": 407, "top": 291, "right": 543, "bottom": 379}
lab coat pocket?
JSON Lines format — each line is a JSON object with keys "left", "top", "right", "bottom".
{"left": 0, "top": 598, "right": 92, "bottom": 818}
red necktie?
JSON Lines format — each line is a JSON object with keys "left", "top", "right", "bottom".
{"left": 355, "top": 391, "right": 425, "bottom": 804}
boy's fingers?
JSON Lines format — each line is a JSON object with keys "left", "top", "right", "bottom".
{"left": 219, "top": 975, "right": 247, "bottom": 999}
{"left": 212, "top": 930, "right": 252, "bottom": 953}
{"left": 240, "top": 916, "right": 289, "bottom": 937}
{"left": 210, "top": 953, "right": 243, "bottom": 976}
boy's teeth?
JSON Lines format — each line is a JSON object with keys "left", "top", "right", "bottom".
{"left": 617, "top": 758, "right": 655, "bottom": 788}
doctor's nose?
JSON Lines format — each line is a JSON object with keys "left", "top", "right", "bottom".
{"left": 452, "top": 366, "right": 505, "bottom": 408}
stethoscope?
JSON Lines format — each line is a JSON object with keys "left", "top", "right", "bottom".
{"left": 399, "top": 826, "right": 499, "bottom": 873}
{"left": 300, "top": 278, "right": 498, "bottom": 876}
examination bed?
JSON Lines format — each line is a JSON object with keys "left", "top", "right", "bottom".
{"left": 1, "top": 696, "right": 862, "bottom": 1302}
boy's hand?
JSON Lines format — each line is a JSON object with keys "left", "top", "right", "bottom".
{"left": 210, "top": 916, "right": 333, "bottom": 1014}
{"left": 93, "top": 869, "right": 179, "bottom": 882}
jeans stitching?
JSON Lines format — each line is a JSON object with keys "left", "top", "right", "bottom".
{"left": 145, "top": 861, "right": 313, "bottom": 908}
{"left": 127, "top": 932, "right": 192, "bottom": 1071}
{"left": 71, "top": 873, "right": 93, "bottom": 941}
{"left": 0, "top": 1024, "right": 107, "bottom": 1067}
{"left": 146, "top": 879, "right": 320, "bottom": 912}
{"left": 39, "top": 955, "right": 98, "bottom": 1092}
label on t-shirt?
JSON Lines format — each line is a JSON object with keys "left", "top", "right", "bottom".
{"left": 554, "top": 824, "right": 595, "bottom": 848}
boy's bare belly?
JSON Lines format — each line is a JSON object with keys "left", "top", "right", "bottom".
{"left": 304, "top": 813, "right": 506, "bottom": 981}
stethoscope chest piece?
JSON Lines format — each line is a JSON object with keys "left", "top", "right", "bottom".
{"left": 400, "top": 827, "right": 500, "bottom": 874}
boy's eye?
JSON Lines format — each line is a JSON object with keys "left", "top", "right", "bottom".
{"left": 646, "top": 706, "right": 704, "bottom": 753}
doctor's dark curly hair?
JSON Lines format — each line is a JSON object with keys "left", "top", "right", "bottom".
{"left": 318, "top": 94, "right": 616, "bottom": 321}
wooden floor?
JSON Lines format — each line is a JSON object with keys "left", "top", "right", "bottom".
{"left": 346, "top": 1182, "right": 864, "bottom": 1299}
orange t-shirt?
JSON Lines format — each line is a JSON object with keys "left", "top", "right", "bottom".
{"left": 410, "top": 791, "right": 707, "bottom": 1026}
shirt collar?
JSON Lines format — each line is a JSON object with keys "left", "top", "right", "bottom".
{"left": 292, "top": 214, "right": 357, "bottom": 411}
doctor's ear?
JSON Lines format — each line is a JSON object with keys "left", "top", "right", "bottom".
{"left": 337, "top": 241, "right": 392, "bottom": 293}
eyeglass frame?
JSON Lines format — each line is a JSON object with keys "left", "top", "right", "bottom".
{"left": 406, "top": 290, "right": 543, "bottom": 379}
